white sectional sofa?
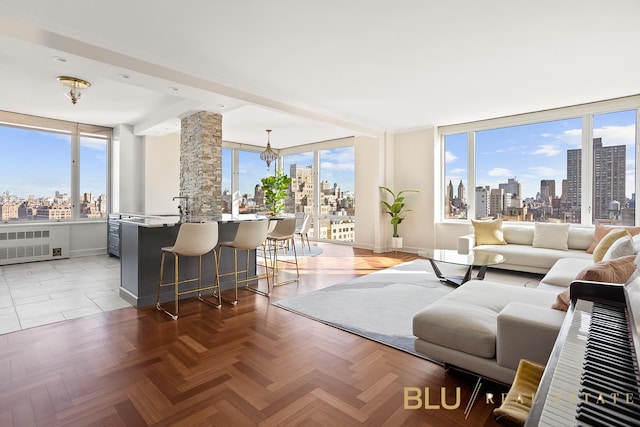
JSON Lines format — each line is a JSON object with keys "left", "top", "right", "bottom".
{"left": 456, "top": 222, "right": 594, "bottom": 274}
{"left": 414, "top": 221, "right": 640, "bottom": 384}
{"left": 413, "top": 280, "right": 564, "bottom": 384}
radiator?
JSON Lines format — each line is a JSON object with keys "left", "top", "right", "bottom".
{"left": 0, "top": 224, "right": 70, "bottom": 265}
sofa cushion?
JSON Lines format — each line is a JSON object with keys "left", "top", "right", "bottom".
{"left": 567, "top": 227, "right": 595, "bottom": 251}
{"left": 541, "top": 257, "right": 594, "bottom": 288}
{"left": 413, "top": 281, "right": 557, "bottom": 359}
{"left": 587, "top": 223, "right": 640, "bottom": 253}
{"left": 472, "top": 219, "right": 507, "bottom": 246}
{"left": 602, "top": 233, "right": 634, "bottom": 261}
{"left": 532, "top": 222, "right": 570, "bottom": 251}
{"left": 503, "top": 224, "right": 534, "bottom": 246}
{"left": 592, "top": 229, "right": 628, "bottom": 262}
{"left": 475, "top": 244, "right": 591, "bottom": 270}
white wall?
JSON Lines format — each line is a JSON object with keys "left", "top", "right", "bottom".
{"left": 391, "top": 128, "right": 437, "bottom": 252}
{"left": 145, "top": 133, "right": 180, "bottom": 214}
{"left": 69, "top": 221, "right": 107, "bottom": 257}
{"left": 113, "top": 124, "right": 145, "bottom": 214}
{"left": 354, "top": 135, "right": 383, "bottom": 251}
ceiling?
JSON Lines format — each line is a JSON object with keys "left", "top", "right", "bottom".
{"left": 0, "top": 1, "right": 639, "bottom": 149}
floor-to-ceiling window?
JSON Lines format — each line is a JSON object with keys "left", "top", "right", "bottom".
{"left": 223, "top": 138, "right": 356, "bottom": 243}
{"left": 0, "top": 111, "right": 110, "bottom": 221}
{"left": 440, "top": 97, "right": 639, "bottom": 226}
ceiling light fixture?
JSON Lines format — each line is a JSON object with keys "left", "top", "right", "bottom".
{"left": 57, "top": 76, "right": 91, "bottom": 105}
{"left": 260, "top": 129, "right": 278, "bottom": 170}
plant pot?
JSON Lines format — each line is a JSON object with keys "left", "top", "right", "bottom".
{"left": 392, "top": 236, "right": 403, "bottom": 249}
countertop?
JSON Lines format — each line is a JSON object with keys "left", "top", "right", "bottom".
{"left": 116, "top": 213, "right": 273, "bottom": 228}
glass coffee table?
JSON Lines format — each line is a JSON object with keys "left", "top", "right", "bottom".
{"left": 418, "top": 249, "right": 505, "bottom": 287}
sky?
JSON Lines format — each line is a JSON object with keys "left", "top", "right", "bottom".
{"left": 445, "top": 109, "right": 637, "bottom": 200}
{"left": 0, "top": 126, "right": 107, "bottom": 199}
{"left": 223, "top": 146, "right": 355, "bottom": 197}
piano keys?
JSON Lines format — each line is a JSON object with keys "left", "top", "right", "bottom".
{"left": 526, "top": 280, "right": 640, "bottom": 426}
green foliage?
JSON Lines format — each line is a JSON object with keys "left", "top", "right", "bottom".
{"left": 261, "top": 169, "right": 292, "bottom": 215}
{"left": 380, "top": 186, "right": 419, "bottom": 237}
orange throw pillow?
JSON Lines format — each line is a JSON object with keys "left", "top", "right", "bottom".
{"left": 552, "top": 255, "right": 637, "bottom": 312}
{"left": 587, "top": 224, "right": 640, "bottom": 253}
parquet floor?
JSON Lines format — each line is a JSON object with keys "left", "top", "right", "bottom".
{"left": 0, "top": 243, "right": 508, "bottom": 426}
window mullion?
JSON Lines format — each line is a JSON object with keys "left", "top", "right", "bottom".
{"left": 71, "top": 124, "right": 80, "bottom": 220}
{"left": 581, "top": 114, "right": 593, "bottom": 225}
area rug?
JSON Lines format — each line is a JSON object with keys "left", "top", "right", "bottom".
{"left": 273, "top": 259, "right": 450, "bottom": 361}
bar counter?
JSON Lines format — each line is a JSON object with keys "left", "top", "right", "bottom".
{"left": 118, "top": 214, "right": 266, "bottom": 308}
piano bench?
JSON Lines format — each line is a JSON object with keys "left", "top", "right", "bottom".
{"left": 493, "top": 359, "right": 545, "bottom": 427}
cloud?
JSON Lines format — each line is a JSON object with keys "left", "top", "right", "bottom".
{"left": 595, "top": 124, "right": 636, "bottom": 146}
{"left": 541, "top": 133, "right": 552, "bottom": 138}
{"left": 320, "top": 161, "right": 354, "bottom": 171}
{"left": 530, "top": 144, "right": 560, "bottom": 156}
{"left": 445, "top": 151, "right": 457, "bottom": 163}
{"left": 488, "top": 167, "right": 511, "bottom": 177}
{"left": 449, "top": 168, "right": 465, "bottom": 175}
{"left": 528, "top": 166, "right": 559, "bottom": 176}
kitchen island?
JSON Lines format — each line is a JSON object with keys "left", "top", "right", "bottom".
{"left": 118, "top": 214, "right": 265, "bottom": 308}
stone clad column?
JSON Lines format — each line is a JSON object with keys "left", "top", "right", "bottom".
{"left": 180, "top": 111, "right": 222, "bottom": 216}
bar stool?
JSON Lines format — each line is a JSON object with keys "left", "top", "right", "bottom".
{"left": 217, "top": 220, "right": 271, "bottom": 303}
{"left": 265, "top": 217, "right": 299, "bottom": 286}
{"left": 295, "top": 214, "right": 312, "bottom": 255}
{"left": 156, "top": 222, "right": 220, "bottom": 320}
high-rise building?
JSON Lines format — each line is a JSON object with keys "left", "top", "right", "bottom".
{"left": 288, "top": 164, "right": 314, "bottom": 214}
{"left": 566, "top": 148, "right": 582, "bottom": 213}
{"left": 566, "top": 137, "right": 627, "bottom": 222}
{"left": 489, "top": 188, "right": 505, "bottom": 218}
{"left": 593, "top": 137, "right": 626, "bottom": 221}
{"left": 457, "top": 180, "right": 465, "bottom": 201}
{"left": 499, "top": 178, "right": 521, "bottom": 198}
{"left": 540, "top": 179, "right": 556, "bottom": 202}
{"left": 475, "top": 186, "right": 489, "bottom": 218}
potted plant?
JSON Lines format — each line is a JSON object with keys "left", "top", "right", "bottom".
{"left": 261, "top": 169, "right": 292, "bottom": 216}
{"left": 380, "top": 186, "right": 419, "bottom": 250}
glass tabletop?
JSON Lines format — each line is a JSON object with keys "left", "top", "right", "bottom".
{"left": 418, "top": 249, "right": 505, "bottom": 267}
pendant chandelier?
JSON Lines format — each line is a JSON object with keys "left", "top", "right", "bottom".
{"left": 260, "top": 129, "right": 278, "bottom": 170}
{"left": 57, "top": 76, "right": 91, "bottom": 105}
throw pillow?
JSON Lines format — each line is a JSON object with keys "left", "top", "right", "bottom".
{"left": 592, "top": 229, "right": 629, "bottom": 263}
{"left": 587, "top": 223, "right": 640, "bottom": 253}
{"left": 552, "top": 288, "right": 570, "bottom": 311}
{"left": 552, "top": 254, "right": 637, "bottom": 311}
{"left": 601, "top": 233, "right": 634, "bottom": 261}
{"left": 471, "top": 219, "right": 507, "bottom": 246}
{"left": 576, "top": 254, "right": 637, "bottom": 283}
{"left": 532, "top": 222, "right": 570, "bottom": 251}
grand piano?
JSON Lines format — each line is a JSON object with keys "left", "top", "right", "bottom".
{"left": 526, "top": 278, "right": 640, "bottom": 426}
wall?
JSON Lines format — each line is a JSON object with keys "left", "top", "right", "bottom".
{"left": 353, "top": 135, "right": 383, "bottom": 251}
{"left": 145, "top": 133, "right": 180, "bottom": 214}
{"left": 113, "top": 124, "right": 145, "bottom": 214}
{"left": 391, "top": 127, "right": 437, "bottom": 252}
{"left": 69, "top": 221, "right": 108, "bottom": 257}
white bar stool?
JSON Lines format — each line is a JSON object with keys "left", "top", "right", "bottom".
{"left": 217, "top": 220, "right": 271, "bottom": 303}
{"left": 156, "top": 222, "right": 221, "bottom": 320}
{"left": 265, "top": 217, "right": 300, "bottom": 286}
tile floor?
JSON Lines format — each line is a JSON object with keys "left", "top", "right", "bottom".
{"left": 0, "top": 255, "right": 130, "bottom": 334}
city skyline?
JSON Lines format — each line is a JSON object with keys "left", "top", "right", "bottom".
{"left": 445, "top": 109, "right": 637, "bottom": 201}
{"left": 223, "top": 147, "right": 355, "bottom": 197}
{"left": 0, "top": 126, "right": 107, "bottom": 199}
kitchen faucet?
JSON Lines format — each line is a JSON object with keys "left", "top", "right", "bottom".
{"left": 172, "top": 196, "right": 190, "bottom": 217}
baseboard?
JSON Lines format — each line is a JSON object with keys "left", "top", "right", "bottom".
{"left": 69, "top": 247, "right": 108, "bottom": 258}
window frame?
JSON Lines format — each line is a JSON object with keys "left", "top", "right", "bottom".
{"left": 223, "top": 136, "right": 356, "bottom": 244}
{"left": 438, "top": 95, "right": 640, "bottom": 225}
{"left": 0, "top": 110, "right": 111, "bottom": 222}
